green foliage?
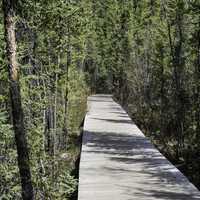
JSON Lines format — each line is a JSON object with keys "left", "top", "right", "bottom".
{"left": 68, "top": 65, "right": 89, "bottom": 135}
{"left": 1, "top": 0, "right": 200, "bottom": 198}
{"left": 0, "top": 111, "right": 21, "bottom": 199}
{"left": 83, "top": 0, "right": 200, "bottom": 189}
{"left": 1, "top": 0, "right": 90, "bottom": 199}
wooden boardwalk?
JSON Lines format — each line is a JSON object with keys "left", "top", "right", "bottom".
{"left": 78, "top": 95, "right": 200, "bottom": 200}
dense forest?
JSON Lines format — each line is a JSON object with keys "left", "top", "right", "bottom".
{"left": 0, "top": 0, "right": 200, "bottom": 199}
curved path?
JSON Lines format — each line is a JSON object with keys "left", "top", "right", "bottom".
{"left": 78, "top": 94, "right": 200, "bottom": 200}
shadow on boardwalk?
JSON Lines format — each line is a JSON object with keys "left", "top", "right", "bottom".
{"left": 79, "top": 95, "right": 200, "bottom": 200}
{"left": 91, "top": 117, "right": 134, "bottom": 124}
{"left": 82, "top": 130, "right": 200, "bottom": 200}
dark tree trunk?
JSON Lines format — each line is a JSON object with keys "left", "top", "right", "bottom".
{"left": 195, "top": 20, "right": 200, "bottom": 143}
{"left": 166, "top": 5, "right": 185, "bottom": 158}
{"left": 2, "top": 0, "right": 34, "bottom": 199}
{"left": 173, "top": 10, "right": 185, "bottom": 158}
{"left": 62, "top": 30, "right": 71, "bottom": 149}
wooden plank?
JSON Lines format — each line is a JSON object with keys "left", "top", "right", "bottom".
{"left": 78, "top": 94, "right": 200, "bottom": 200}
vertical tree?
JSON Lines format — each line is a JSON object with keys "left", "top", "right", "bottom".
{"left": 2, "top": 0, "right": 34, "bottom": 199}
{"left": 165, "top": 0, "right": 186, "bottom": 157}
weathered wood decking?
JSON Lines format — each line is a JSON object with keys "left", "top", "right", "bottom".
{"left": 78, "top": 94, "right": 200, "bottom": 200}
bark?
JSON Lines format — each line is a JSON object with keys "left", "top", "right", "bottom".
{"left": 63, "top": 32, "right": 70, "bottom": 149}
{"left": 195, "top": 19, "right": 200, "bottom": 143}
{"left": 163, "top": 1, "right": 185, "bottom": 158}
{"left": 2, "top": 0, "right": 34, "bottom": 199}
{"left": 173, "top": 10, "right": 185, "bottom": 157}
{"left": 159, "top": 45, "right": 167, "bottom": 149}
{"left": 45, "top": 107, "right": 53, "bottom": 153}
{"left": 53, "top": 55, "right": 59, "bottom": 154}
{"left": 167, "top": 8, "right": 184, "bottom": 158}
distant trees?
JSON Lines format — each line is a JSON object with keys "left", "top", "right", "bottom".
{"left": 87, "top": 0, "right": 200, "bottom": 188}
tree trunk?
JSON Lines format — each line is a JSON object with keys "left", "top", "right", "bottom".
{"left": 195, "top": 19, "right": 200, "bottom": 144}
{"left": 53, "top": 54, "right": 60, "bottom": 154}
{"left": 2, "top": 0, "right": 34, "bottom": 199}
{"left": 63, "top": 32, "right": 71, "bottom": 149}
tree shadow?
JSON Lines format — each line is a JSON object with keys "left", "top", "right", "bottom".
{"left": 109, "top": 111, "right": 127, "bottom": 114}
{"left": 91, "top": 117, "right": 134, "bottom": 125}
{"left": 88, "top": 94, "right": 113, "bottom": 103}
{"left": 88, "top": 99, "right": 114, "bottom": 103}
{"left": 81, "top": 130, "right": 200, "bottom": 199}
{"left": 81, "top": 94, "right": 200, "bottom": 199}
{"left": 133, "top": 189, "right": 200, "bottom": 200}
